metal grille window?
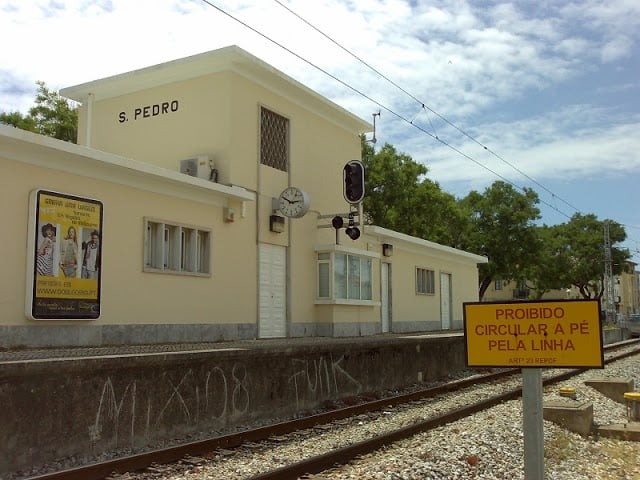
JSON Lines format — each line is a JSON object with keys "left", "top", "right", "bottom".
{"left": 144, "top": 218, "right": 211, "bottom": 276}
{"left": 260, "top": 107, "right": 289, "bottom": 171}
{"left": 416, "top": 267, "right": 435, "bottom": 295}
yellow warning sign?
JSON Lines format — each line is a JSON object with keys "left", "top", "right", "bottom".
{"left": 463, "top": 300, "right": 603, "bottom": 368}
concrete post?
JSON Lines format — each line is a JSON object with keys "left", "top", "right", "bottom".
{"left": 523, "top": 368, "right": 545, "bottom": 479}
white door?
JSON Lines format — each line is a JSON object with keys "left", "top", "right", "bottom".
{"left": 381, "top": 262, "right": 391, "bottom": 333}
{"left": 258, "top": 243, "right": 287, "bottom": 338}
{"left": 440, "top": 272, "right": 452, "bottom": 329}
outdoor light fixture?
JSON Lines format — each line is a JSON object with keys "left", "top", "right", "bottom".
{"left": 382, "top": 243, "right": 393, "bottom": 257}
{"left": 269, "top": 214, "right": 285, "bottom": 233}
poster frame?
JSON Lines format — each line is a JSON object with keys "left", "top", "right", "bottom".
{"left": 25, "top": 189, "right": 104, "bottom": 320}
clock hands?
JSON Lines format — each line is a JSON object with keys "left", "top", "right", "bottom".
{"left": 278, "top": 187, "right": 309, "bottom": 218}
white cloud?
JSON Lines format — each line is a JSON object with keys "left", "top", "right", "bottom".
{"left": 2, "top": 0, "right": 639, "bottom": 188}
{"left": 407, "top": 106, "right": 640, "bottom": 191}
{"left": 601, "top": 36, "right": 634, "bottom": 62}
{"left": 1, "top": 0, "right": 639, "bottom": 256}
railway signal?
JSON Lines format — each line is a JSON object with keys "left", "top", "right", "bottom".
{"left": 343, "top": 160, "right": 365, "bottom": 204}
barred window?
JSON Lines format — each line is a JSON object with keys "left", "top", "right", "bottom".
{"left": 260, "top": 107, "right": 289, "bottom": 171}
{"left": 416, "top": 268, "right": 435, "bottom": 295}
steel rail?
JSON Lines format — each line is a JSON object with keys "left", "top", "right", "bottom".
{"left": 24, "top": 369, "right": 517, "bottom": 480}
{"left": 23, "top": 340, "right": 640, "bottom": 480}
{"left": 246, "top": 345, "right": 640, "bottom": 480}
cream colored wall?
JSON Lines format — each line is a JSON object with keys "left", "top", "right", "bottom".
{"left": 482, "top": 280, "right": 580, "bottom": 302}
{"left": 482, "top": 282, "right": 516, "bottom": 302}
{"left": 82, "top": 69, "right": 363, "bottom": 198}
{"left": 620, "top": 267, "right": 639, "bottom": 316}
{"left": 80, "top": 73, "right": 237, "bottom": 185}
{"left": 387, "top": 245, "right": 480, "bottom": 325}
{"left": 77, "top": 68, "right": 367, "bottom": 330}
{"left": 72, "top": 59, "right": 487, "bottom": 335}
{"left": 287, "top": 119, "right": 364, "bottom": 327}
{"left": 226, "top": 74, "right": 364, "bottom": 327}
{"left": 0, "top": 155, "right": 256, "bottom": 327}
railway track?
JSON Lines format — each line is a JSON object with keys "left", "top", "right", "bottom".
{"left": 24, "top": 339, "right": 640, "bottom": 480}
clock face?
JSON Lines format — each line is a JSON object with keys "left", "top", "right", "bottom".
{"left": 278, "top": 187, "right": 310, "bottom": 218}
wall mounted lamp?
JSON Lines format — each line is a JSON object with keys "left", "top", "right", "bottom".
{"left": 382, "top": 243, "right": 393, "bottom": 257}
{"left": 269, "top": 214, "right": 285, "bottom": 233}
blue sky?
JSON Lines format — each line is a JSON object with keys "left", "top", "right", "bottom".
{"left": 2, "top": 0, "right": 639, "bottom": 262}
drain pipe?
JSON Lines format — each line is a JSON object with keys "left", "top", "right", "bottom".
{"left": 85, "top": 92, "right": 94, "bottom": 147}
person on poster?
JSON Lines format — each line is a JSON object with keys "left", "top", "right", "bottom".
{"left": 81, "top": 230, "right": 101, "bottom": 279}
{"left": 60, "top": 226, "right": 78, "bottom": 278}
{"left": 36, "top": 223, "right": 56, "bottom": 276}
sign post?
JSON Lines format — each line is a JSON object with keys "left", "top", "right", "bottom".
{"left": 463, "top": 300, "right": 602, "bottom": 479}
{"left": 522, "top": 368, "right": 544, "bottom": 479}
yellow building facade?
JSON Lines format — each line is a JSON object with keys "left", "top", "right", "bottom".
{"left": 0, "top": 46, "right": 486, "bottom": 348}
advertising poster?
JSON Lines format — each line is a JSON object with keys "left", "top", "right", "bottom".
{"left": 26, "top": 190, "right": 103, "bottom": 320}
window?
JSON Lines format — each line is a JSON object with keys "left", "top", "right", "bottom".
{"left": 416, "top": 268, "right": 435, "bottom": 295}
{"left": 318, "top": 253, "right": 330, "bottom": 298}
{"left": 260, "top": 107, "right": 289, "bottom": 171}
{"left": 495, "top": 279, "right": 503, "bottom": 290}
{"left": 317, "top": 252, "right": 373, "bottom": 301}
{"left": 144, "top": 218, "right": 210, "bottom": 276}
{"left": 513, "top": 280, "right": 529, "bottom": 299}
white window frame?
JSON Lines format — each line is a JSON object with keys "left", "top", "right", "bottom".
{"left": 315, "top": 249, "right": 376, "bottom": 304}
{"left": 144, "top": 218, "right": 211, "bottom": 276}
{"left": 317, "top": 252, "right": 331, "bottom": 299}
{"left": 416, "top": 267, "right": 435, "bottom": 295}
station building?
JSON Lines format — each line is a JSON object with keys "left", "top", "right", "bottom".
{"left": 0, "top": 46, "right": 487, "bottom": 348}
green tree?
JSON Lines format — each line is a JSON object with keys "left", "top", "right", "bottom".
{"left": 523, "top": 224, "right": 573, "bottom": 299}
{"left": 555, "top": 214, "right": 629, "bottom": 299}
{"left": 458, "top": 181, "right": 541, "bottom": 300}
{"left": 362, "top": 140, "right": 465, "bottom": 245}
{"left": 0, "top": 81, "right": 77, "bottom": 143}
{"left": 0, "top": 110, "right": 37, "bottom": 132}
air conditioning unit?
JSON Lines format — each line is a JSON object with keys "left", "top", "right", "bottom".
{"left": 180, "top": 155, "right": 213, "bottom": 180}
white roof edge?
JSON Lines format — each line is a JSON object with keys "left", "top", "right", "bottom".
{"left": 365, "top": 225, "right": 488, "bottom": 263}
{"left": 0, "top": 124, "right": 255, "bottom": 203}
{"left": 60, "top": 46, "right": 244, "bottom": 101}
{"left": 60, "top": 45, "right": 372, "bottom": 133}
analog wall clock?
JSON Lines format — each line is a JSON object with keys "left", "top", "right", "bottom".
{"left": 278, "top": 186, "right": 310, "bottom": 218}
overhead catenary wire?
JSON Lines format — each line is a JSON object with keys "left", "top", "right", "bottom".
{"left": 269, "top": 2, "right": 640, "bottom": 254}
{"left": 199, "top": 0, "right": 640, "bottom": 253}
{"left": 275, "top": 1, "right": 588, "bottom": 212}
{"left": 271, "top": 0, "right": 581, "bottom": 215}
{"left": 197, "top": 0, "right": 572, "bottom": 219}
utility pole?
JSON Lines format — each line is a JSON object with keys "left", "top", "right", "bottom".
{"left": 604, "top": 221, "right": 615, "bottom": 324}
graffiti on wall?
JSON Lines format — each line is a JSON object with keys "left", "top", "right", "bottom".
{"left": 288, "top": 354, "right": 362, "bottom": 408}
{"left": 88, "top": 356, "right": 361, "bottom": 448}
{"left": 89, "top": 363, "right": 250, "bottom": 448}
